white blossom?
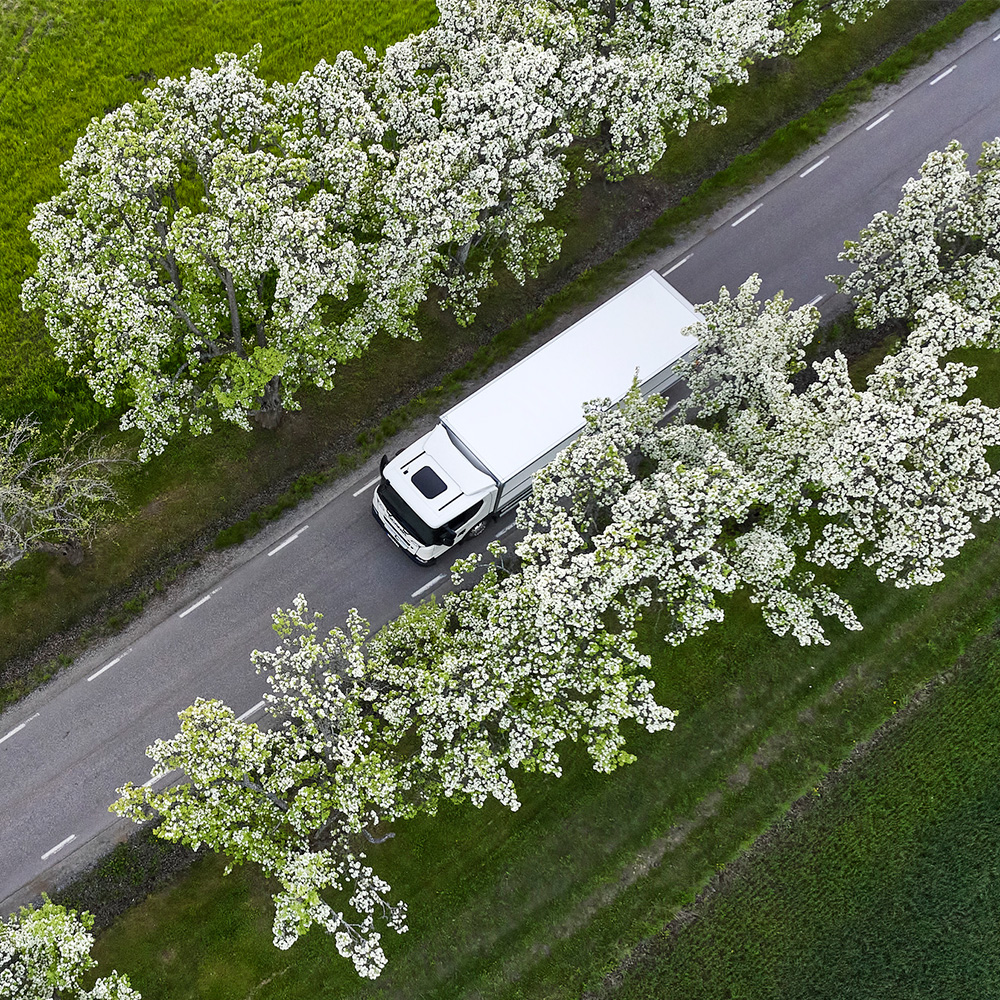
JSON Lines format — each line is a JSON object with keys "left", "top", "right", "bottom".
{"left": 21, "top": 47, "right": 430, "bottom": 459}
{"left": 832, "top": 137, "right": 1000, "bottom": 333}
{"left": 0, "top": 898, "right": 139, "bottom": 1000}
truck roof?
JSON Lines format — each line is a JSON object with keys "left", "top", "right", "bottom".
{"left": 441, "top": 271, "right": 701, "bottom": 483}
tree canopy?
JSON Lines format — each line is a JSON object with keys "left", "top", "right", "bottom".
{"left": 832, "top": 137, "right": 1000, "bottom": 331}
{"left": 0, "top": 898, "right": 138, "bottom": 1000}
{"left": 114, "top": 538, "right": 678, "bottom": 974}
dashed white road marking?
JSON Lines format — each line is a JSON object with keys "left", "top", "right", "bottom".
{"left": 664, "top": 253, "right": 693, "bottom": 275}
{"left": 493, "top": 523, "right": 516, "bottom": 539}
{"left": 142, "top": 769, "right": 177, "bottom": 789}
{"left": 730, "top": 204, "right": 763, "bottom": 227}
{"left": 865, "top": 109, "right": 894, "bottom": 131}
{"left": 268, "top": 525, "right": 309, "bottom": 557}
{"left": 179, "top": 587, "right": 221, "bottom": 619}
{"left": 993, "top": 31, "right": 1000, "bottom": 41}
{"left": 807, "top": 294, "right": 825, "bottom": 307}
{"left": 928, "top": 65, "right": 956, "bottom": 85}
{"left": 799, "top": 155, "right": 829, "bottom": 178}
{"left": 411, "top": 573, "right": 445, "bottom": 598}
{"left": 88, "top": 648, "right": 132, "bottom": 682}
{"left": 41, "top": 834, "right": 76, "bottom": 860}
{"left": 352, "top": 476, "right": 380, "bottom": 498}
{"left": 237, "top": 699, "right": 266, "bottom": 723}
{"left": 0, "top": 713, "right": 40, "bottom": 746}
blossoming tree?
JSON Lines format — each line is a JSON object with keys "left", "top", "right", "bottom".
{"left": 680, "top": 274, "right": 1000, "bottom": 593}
{"left": 1, "top": 416, "right": 123, "bottom": 571}
{"left": 114, "top": 550, "right": 677, "bottom": 976}
{"left": 372, "top": 0, "right": 579, "bottom": 322}
{"left": 516, "top": 378, "right": 860, "bottom": 647}
{"left": 532, "top": 0, "right": 889, "bottom": 178}
{"left": 20, "top": 47, "right": 435, "bottom": 459}
{"left": 831, "top": 138, "right": 1000, "bottom": 330}
{"left": 112, "top": 267, "right": 1000, "bottom": 976}
{"left": 0, "top": 898, "right": 138, "bottom": 1000}
{"left": 519, "top": 263, "right": 1000, "bottom": 646}
{"left": 113, "top": 692, "right": 408, "bottom": 979}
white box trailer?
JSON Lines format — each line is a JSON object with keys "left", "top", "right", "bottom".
{"left": 372, "top": 269, "right": 701, "bottom": 564}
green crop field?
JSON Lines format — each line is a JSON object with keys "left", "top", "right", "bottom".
{"left": 615, "top": 608, "right": 1000, "bottom": 998}
{"left": 0, "top": 0, "right": 437, "bottom": 428}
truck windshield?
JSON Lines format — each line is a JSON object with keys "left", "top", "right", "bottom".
{"left": 378, "top": 481, "right": 438, "bottom": 547}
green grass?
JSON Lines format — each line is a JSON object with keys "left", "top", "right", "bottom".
{"left": 85, "top": 346, "right": 1000, "bottom": 998}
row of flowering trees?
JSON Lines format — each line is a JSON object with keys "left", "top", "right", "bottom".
{"left": 21, "top": 0, "right": 888, "bottom": 460}
{"left": 112, "top": 136, "right": 1000, "bottom": 979}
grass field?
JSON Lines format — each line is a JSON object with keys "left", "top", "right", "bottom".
{"left": 614, "top": 608, "right": 1000, "bottom": 998}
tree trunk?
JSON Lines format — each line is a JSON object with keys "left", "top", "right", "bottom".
{"left": 452, "top": 236, "right": 473, "bottom": 273}
{"left": 37, "top": 538, "right": 86, "bottom": 566}
{"left": 252, "top": 374, "right": 284, "bottom": 430}
{"left": 215, "top": 264, "right": 246, "bottom": 358}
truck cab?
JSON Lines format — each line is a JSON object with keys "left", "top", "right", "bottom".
{"left": 372, "top": 423, "right": 497, "bottom": 564}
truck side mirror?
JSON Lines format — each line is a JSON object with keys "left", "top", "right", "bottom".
{"left": 380, "top": 454, "right": 388, "bottom": 474}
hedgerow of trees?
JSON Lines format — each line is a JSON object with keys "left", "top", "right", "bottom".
{"left": 21, "top": 0, "right": 890, "bottom": 460}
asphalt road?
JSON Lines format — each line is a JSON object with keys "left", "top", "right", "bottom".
{"left": 661, "top": 23, "right": 1000, "bottom": 310}
{"left": 2, "top": 13, "right": 1000, "bottom": 913}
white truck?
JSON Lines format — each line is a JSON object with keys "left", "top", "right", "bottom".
{"left": 371, "top": 269, "right": 701, "bottom": 564}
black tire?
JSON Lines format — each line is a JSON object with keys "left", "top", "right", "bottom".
{"left": 467, "top": 518, "right": 489, "bottom": 539}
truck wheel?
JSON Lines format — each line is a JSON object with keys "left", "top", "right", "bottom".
{"left": 467, "top": 518, "right": 489, "bottom": 538}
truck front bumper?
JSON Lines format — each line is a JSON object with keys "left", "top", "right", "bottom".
{"left": 371, "top": 493, "right": 437, "bottom": 565}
